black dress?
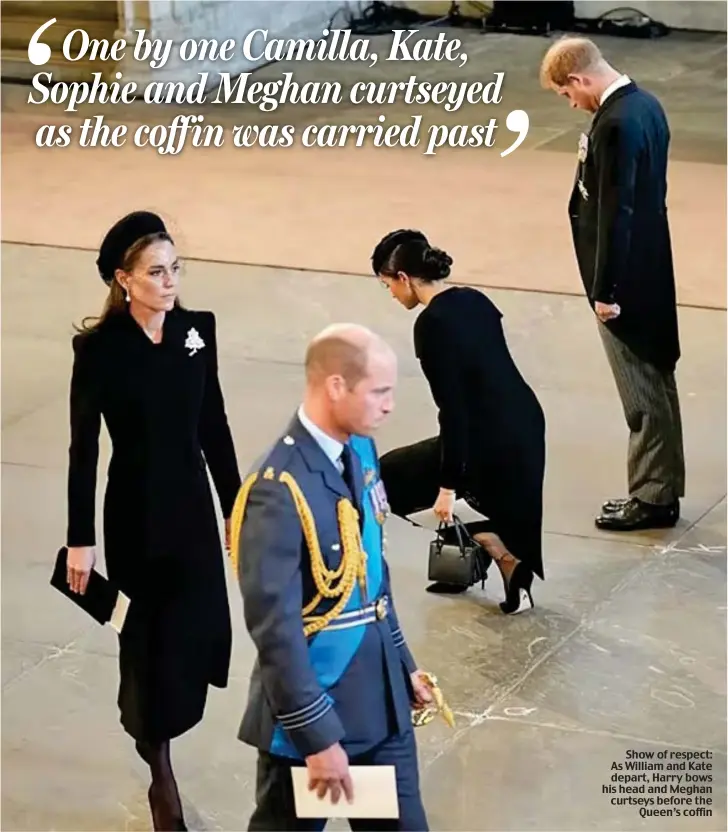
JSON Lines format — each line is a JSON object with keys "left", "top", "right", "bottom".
{"left": 66, "top": 305, "right": 241, "bottom": 742}
{"left": 379, "top": 286, "right": 546, "bottom": 580}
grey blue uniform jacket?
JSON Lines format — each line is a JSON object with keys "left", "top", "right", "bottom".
{"left": 236, "top": 414, "right": 418, "bottom": 759}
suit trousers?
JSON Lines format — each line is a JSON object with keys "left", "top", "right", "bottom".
{"left": 598, "top": 321, "right": 685, "bottom": 505}
{"left": 248, "top": 730, "right": 429, "bottom": 831}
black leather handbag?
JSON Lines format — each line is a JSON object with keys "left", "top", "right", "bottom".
{"left": 427, "top": 517, "right": 489, "bottom": 588}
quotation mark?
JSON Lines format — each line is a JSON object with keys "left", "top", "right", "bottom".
{"left": 500, "top": 110, "right": 529, "bottom": 158}
{"left": 28, "top": 18, "right": 56, "bottom": 66}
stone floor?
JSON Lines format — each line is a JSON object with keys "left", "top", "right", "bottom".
{"left": 1, "top": 23, "right": 726, "bottom": 832}
{"left": 1, "top": 244, "right": 726, "bottom": 832}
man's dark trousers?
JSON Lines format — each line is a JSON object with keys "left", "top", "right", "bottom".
{"left": 248, "top": 729, "right": 428, "bottom": 831}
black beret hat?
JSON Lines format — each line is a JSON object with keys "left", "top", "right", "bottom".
{"left": 96, "top": 210, "right": 170, "bottom": 285}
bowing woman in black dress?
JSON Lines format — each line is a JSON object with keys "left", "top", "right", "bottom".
{"left": 371, "top": 229, "right": 546, "bottom": 614}
{"left": 65, "top": 211, "right": 241, "bottom": 830}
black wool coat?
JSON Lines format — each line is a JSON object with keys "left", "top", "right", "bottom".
{"left": 66, "top": 305, "right": 241, "bottom": 742}
{"left": 569, "top": 81, "right": 681, "bottom": 373}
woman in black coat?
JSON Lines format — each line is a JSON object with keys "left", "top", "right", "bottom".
{"left": 371, "top": 229, "right": 546, "bottom": 614}
{"left": 65, "top": 211, "right": 241, "bottom": 830}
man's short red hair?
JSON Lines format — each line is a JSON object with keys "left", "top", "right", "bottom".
{"left": 539, "top": 36, "right": 605, "bottom": 88}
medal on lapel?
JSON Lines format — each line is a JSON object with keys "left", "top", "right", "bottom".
{"left": 577, "top": 132, "right": 588, "bottom": 162}
{"left": 369, "top": 478, "right": 390, "bottom": 525}
{"left": 363, "top": 468, "right": 375, "bottom": 486}
{"left": 576, "top": 132, "right": 589, "bottom": 201}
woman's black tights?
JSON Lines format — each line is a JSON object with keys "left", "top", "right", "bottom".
{"left": 135, "top": 740, "right": 187, "bottom": 831}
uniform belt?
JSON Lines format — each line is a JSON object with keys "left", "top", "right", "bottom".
{"left": 304, "top": 596, "right": 389, "bottom": 631}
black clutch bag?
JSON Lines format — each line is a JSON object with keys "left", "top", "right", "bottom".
{"left": 427, "top": 517, "right": 488, "bottom": 588}
{"left": 50, "top": 546, "right": 130, "bottom": 632}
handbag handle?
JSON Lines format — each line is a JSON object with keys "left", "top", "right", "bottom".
{"left": 434, "top": 514, "right": 472, "bottom": 555}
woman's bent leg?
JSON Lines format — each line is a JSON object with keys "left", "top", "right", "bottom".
{"left": 380, "top": 438, "right": 469, "bottom": 595}
{"left": 379, "top": 438, "right": 441, "bottom": 519}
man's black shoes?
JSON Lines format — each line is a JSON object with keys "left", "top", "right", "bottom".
{"left": 596, "top": 497, "right": 680, "bottom": 531}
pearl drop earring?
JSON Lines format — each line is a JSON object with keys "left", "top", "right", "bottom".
{"left": 125, "top": 288, "right": 130, "bottom": 302}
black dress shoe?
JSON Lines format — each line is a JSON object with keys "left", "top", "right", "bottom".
{"left": 595, "top": 498, "right": 679, "bottom": 531}
{"left": 602, "top": 496, "right": 631, "bottom": 513}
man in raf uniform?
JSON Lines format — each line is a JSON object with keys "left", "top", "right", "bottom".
{"left": 540, "top": 36, "right": 685, "bottom": 532}
{"left": 231, "top": 323, "right": 431, "bottom": 831}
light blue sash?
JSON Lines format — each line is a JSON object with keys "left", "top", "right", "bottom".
{"left": 270, "top": 435, "right": 384, "bottom": 758}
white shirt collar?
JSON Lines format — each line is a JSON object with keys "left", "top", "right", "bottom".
{"left": 600, "top": 74, "right": 631, "bottom": 106}
{"left": 297, "top": 405, "right": 344, "bottom": 469}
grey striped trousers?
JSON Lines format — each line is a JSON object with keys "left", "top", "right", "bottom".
{"left": 598, "top": 321, "right": 685, "bottom": 505}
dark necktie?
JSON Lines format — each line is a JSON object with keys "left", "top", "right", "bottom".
{"left": 339, "top": 443, "right": 364, "bottom": 529}
{"left": 339, "top": 444, "right": 356, "bottom": 497}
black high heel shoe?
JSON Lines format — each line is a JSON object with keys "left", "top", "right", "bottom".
{"left": 499, "top": 562, "right": 534, "bottom": 615}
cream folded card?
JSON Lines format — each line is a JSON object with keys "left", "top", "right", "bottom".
{"left": 406, "top": 498, "right": 488, "bottom": 532}
{"left": 291, "top": 765, "right": 399, "bottom": 819}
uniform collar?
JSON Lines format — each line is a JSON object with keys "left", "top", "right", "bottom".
{"left": 297, "top": 405, "right": 344, "bottom": 469}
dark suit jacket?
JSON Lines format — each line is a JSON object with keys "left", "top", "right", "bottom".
{"left": 236, "top": 415, "right": 417, "bottom": 759}
{"left": 569, "top": 81, "right": 680, "bottom": 373}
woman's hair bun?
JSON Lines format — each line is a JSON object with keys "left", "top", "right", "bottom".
{"left": 421, "top": 246, "right": 453, "bottom": 281}
{"left": 370, "top": 228, "right": 453, "bottom": 282}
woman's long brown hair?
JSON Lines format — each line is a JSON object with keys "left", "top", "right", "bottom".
{"left": 75, "top": 231, "right": 180, "bottom": 334}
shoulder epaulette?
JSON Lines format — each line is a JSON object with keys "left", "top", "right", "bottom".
{"left": 229, "top": 433, "right": 301, "bottom": 572}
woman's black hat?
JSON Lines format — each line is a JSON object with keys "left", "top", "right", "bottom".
{"left": 96, "top": 211, "right": 169, "bottom": 285}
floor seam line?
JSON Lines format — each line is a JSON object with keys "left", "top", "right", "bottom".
{"left": 1, "top": 635, "right": 84, "bottom": 692}
{"left": 464, "top": 714, "right": 727, "bottom": 756}
{"left": 1, "top": 240, "right": 724, "bottom": 312}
